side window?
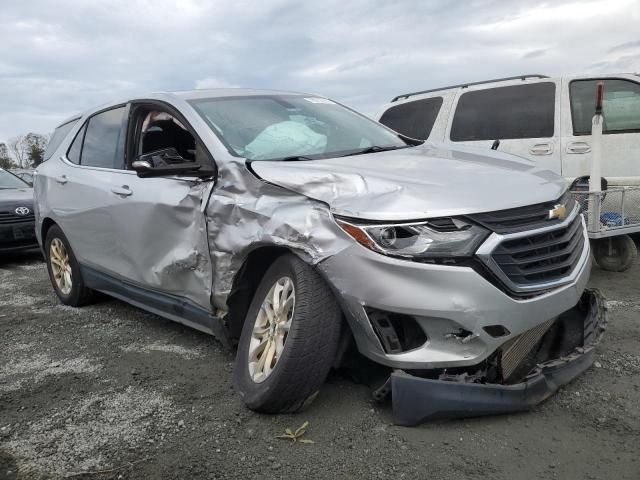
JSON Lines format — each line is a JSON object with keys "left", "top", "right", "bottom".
{"left": 379, "top": 97, "right": 443, "bottom": 140}
{"left": 570, "top": 79, "right": 640, "bottom": 135}
{"left": 66, "top": 123, "right": 86, "bottom": 164}
{"left": 44, "top": 119, "right": 78, "bottom": 161}
{"left": 137, "top": 109, "right": 200, "bottom": 164}
{"left": 81, "top": 107, "right": 126, "bottom": 169}
{"left": 450, "top": 82, "right": 555, "bottom": 141}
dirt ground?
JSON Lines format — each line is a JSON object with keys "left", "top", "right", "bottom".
{"left": 1, "top": 244, "right": 639, "bottom": 480}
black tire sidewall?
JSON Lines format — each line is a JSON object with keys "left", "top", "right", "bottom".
{"left": 44, "top": 225, "right": 88, "bottom": 305}
{"left": 593, "top": 236, "right": 637, "bottom": 272}
{"left": 234, "top": 254, "right": 341, "bottom": 412}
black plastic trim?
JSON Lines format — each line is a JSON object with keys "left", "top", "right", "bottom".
{"left": 390, "top": 289, "right": 606, "bottom": 426}
{"left": 81, "top": 264, "right": 230, "bottom": 346}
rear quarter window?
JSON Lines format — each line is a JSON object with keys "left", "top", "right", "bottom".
{"left": 379, "top": 97, "right": 443, "bottom": 140}
{"left": 450, "top": 82, "right": 555, "bottom": 141}
{"left": 43, "top": 119, "right": 79, "bottom": 161}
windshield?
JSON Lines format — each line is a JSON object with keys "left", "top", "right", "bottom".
{"left": 0, "top": 169, "right": 29, "bottom": 189}
{"left": 189, "top": 95, "right": 407, "bottom": 161}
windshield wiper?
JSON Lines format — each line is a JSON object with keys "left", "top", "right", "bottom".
{"left": 279, "top": 155, "right": 316, "bottom": 162}
{"left": 340, "top": 145, "right": 409, "bottom": 157}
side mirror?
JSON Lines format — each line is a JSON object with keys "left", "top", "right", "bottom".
{"left": 132, "top": 148, "right": 214, "bottom": 178}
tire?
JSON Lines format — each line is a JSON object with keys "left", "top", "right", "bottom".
{"left": 592, "top": 235, "right": 637, "bottom": 272}
{"left": 44, "top": 225, "right": 94, "bottom": 306}
{"left": 233, "top": 253, "right": 342, "bottom": 413}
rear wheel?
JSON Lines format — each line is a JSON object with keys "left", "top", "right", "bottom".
{"left": 45, "top": 225, "right": 94, "bottom": 306}
{"left": 234, "top": 254, "right": 342, "bottom": 413}
{"left": 592, "top": 235, "right": 637, "bottom": 272}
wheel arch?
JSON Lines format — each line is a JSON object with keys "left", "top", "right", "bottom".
{"left": 226, "top": 245, "right": 350, "bottom": 346}
{"left": 40, "top": 217, "right": 58, "bottom": 247}
{"left": 226, "top": 245, "right": 293, "bottom": 342}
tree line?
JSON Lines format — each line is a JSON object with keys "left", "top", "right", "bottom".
{"left": 0, "top": 133, "right": 50, "bottom": 170}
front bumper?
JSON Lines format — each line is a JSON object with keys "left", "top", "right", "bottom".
{"left": 0, "top": 220, "right": 38, "bottom": 253}
{"left": 391, "top": 289, "right": 607, "bottom": 425}
{"left": 318, "top": 238, "right": 591, "bottom": 370}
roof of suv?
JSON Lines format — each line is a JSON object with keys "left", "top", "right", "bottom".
{"left": 173, "top": 88, "right": 311, "bottom": 101}
{"left": 54, "top": 88, "right": 316, "bottom": 130}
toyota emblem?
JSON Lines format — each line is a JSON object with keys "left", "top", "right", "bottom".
{"left": 15, "top": 206, "right": 30, "bottom": 216}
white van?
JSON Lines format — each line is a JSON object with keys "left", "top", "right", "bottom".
{"left": 378, "top": 73, "right": 640, "bottom": 186}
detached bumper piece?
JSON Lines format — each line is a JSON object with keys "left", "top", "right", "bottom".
{"left": 391, "top": 289, "right": 607, "bottom": 426}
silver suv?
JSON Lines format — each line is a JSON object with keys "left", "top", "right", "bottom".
{"left": 35, "top": 89, "right": 605, "bottom": 425}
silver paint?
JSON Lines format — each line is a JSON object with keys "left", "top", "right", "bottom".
{"left": 35, "top": 89, "right": 590, "bottom": 371}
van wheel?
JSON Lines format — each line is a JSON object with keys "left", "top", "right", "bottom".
{"left": 45, "top": 225, "right": 94, "bottom": 306}
{"left": 592, "top": 235, "right": 637, "bottom": 272}
{"left": 233, "top": 254, "right": 342, "bottom": 413}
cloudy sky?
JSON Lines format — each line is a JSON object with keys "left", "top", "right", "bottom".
{"left": 1, "top": 0, "right": 639, "bottom": 142}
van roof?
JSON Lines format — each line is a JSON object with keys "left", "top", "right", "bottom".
{"left": 391, "top": 74, "right": 550, "bottom": 102}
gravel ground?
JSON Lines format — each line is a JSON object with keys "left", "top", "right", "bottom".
{"left": 1, "top": 245, "right": 639, "bottom": 480}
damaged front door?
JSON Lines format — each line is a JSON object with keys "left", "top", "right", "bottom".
{"left": 105, "top": 102, "right": 217, "bottom": 332}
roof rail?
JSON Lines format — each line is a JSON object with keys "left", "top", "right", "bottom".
{"left": 391, "top": 74, "right": 550, "bottom": 102}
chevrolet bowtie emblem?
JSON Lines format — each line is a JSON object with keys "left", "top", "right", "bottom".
{"left": 548, "top": 204, "right": 567, "bottom": 220}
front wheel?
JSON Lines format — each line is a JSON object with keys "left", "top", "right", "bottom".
{"left": 233, "top": 254, "right": 342, "bottom": 413}
{"left": 592, "top": 235, "right": 637, "bottom": 272}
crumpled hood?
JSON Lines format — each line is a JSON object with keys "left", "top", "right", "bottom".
{"left": 249, "top": 143, "right": 567, "bottom": 220}
{"left": 0, "top": 188, "right": 34, "bottom": 210}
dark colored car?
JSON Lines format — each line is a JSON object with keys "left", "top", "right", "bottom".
{"left": 0, "top": 168, "right": 38, "bottom": 253}
{"left": 12, "top": 170, "right": 35, "bottom": 186}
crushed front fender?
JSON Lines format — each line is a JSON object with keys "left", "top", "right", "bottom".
{"left": 391, "top": 288, "right": 607, "bottom": 426}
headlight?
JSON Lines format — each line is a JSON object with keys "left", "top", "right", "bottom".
{"left": 335, "top": 217, "right": 488, "bottom": 259}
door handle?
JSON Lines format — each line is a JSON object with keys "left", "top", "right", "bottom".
{"left": 111, "top": 185, "right": 133, "bottom": 197}
{"left": 55, "top": 175, "right": 68, "bottom": 185}
{"left": 566, "top": 142, "right": 591, "bottom": 154}
{"left": 529, "top": 143, "right": 553, "bottom": 155}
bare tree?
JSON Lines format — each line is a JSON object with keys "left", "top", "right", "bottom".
{"left": 8, "top": 135, "right": 28, "bottom": 168}
{"left": 7, "top": 133, "right": 49, "bottom": 168}
{"left": 0, "top": 143, "right": 15, "bottom": 169}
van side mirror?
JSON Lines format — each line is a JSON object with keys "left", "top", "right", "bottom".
{"left": 132, "top": 148, "right": 214, "bottom": 178}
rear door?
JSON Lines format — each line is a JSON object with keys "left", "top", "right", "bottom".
{"left": 49, "top": 105, "right": 131, "bottom": 271}
{"left": 445, "top": 80, "right": 562, "bottom": 174}
{"left": 561, "top": 76, "right": 640, "bottom": 185}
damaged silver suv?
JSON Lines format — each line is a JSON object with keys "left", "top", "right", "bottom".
{"left": 35, "top": 89, "right": 605, "bottom": 425}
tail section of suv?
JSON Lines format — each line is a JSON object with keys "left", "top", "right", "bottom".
{"left": 34, "top": 89, "right": 605, "bottom": 424}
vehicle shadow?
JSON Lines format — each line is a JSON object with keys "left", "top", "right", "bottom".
{"left": 0, "top": 249, "right": 44, "bottom": 268}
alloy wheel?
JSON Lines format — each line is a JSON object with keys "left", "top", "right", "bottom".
{"left": 248, "top": 276, "right": 295, "bottom": 383}
{"left": 49, "top": 238, "right": 73, "bottom": 295}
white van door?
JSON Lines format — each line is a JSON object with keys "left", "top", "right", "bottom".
{"left": 444, "top": 80, "right": 562, "bottom": 174}
{"left": 561, "top": 76, "right": 640, "bottom": 186}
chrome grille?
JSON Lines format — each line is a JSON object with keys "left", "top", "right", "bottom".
{"left": 471, "top": 192, "right": 575, "bottom": 233}
{"left": 476, "top": 203, "right": 588, "bottom": 295}
{"left": 0, "top": 211, "right": 35, "bottom": 224}
{"left": 491, "top": 214, "right": 585, "bottom": 286}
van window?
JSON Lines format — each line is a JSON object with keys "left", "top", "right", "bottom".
{"left": 570, "top": 79, "right": 640, "bottom": 135}
{"left": 450, "top": 82, "right": 555, "bottom": 141}
{"left": 44, "top": 119, "right": 79, "bottom": 161}
{"left": 379, "top": 97, "right": 443, "bottom": 140}
{"left": 81, "top": 107, "right": 126, "bottom": 169}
